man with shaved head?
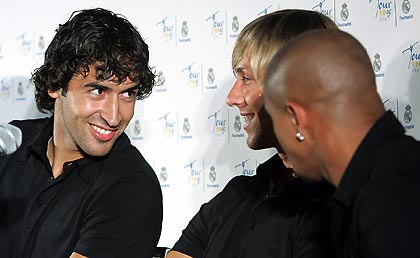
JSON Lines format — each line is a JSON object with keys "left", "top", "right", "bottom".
{"left": 265, "top": 29, "right": 420, "bottom": 257}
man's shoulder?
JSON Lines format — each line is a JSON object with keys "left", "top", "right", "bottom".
{"left": 101, "top": 134, "right": 160, "bottom": 187}
{"left": 10, "top": 117, "right": 50, "bottom": 135}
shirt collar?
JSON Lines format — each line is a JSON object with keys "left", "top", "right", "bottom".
{"left": 332, "top": 110, "right": 405, "bottom": 208}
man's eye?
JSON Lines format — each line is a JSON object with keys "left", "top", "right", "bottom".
{"left": 242, "top": 75, "right": 254, "bottom": 83}
{"left": 121, "top": 90, "right": 138, "bottom": 98}
{"left": 91, "top": 88, "right": 104, "bottom": 95}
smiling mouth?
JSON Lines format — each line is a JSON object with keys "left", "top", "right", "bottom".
{"left": 90, "top": 124, "right": 117, "bottom": 142}
{"left": 91, "top": 124, "right": 112, "bottom": 135}
{"left": 243, "top": 114, "right": 255, "bottom": 123}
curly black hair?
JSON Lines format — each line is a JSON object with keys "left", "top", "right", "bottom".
{"left": 32, "top": 8, "right": 155, "bottom": 113}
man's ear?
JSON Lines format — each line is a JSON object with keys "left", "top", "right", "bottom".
{"left": 48, "top": 89, "right": 60, "bottom": 99}
{"left": 285, "top": 101, "right": 307, "bottom": 129}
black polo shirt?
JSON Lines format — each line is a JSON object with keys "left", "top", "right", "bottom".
{"left": 172, "top": 154, "right": 334, "bottom": 258}
{"left": 330, "top": 111, "right": 420, "bottom": 257}
{"left": 0, "top": 117, "right": 163, "bottom": 258}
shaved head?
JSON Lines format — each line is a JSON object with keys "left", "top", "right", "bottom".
{"left": 264, "top": 29, "right": 386, "bottom": 186}
{"left": 265, "top": 29, "right": 380, "bottom": 117}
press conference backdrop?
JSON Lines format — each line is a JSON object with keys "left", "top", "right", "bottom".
{"left": 0, "top": 0, "right": 418, "bottom": 247}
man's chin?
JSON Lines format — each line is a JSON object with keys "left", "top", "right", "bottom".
{"left": 246, "top": 137, "right": 272, "bottom": 151}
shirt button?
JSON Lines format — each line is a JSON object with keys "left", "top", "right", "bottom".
{"left": 24, "top": 228, "right": 31, "bottom": 235}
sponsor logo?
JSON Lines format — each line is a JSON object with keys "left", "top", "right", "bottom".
{"left": 258, "top": 5, "right": 272, "bottom": 16}
{"left": 338, "top": 3, "right": 352, "bottom": 27}
{"left": 0, "top": 78, "right": 10, "bottom": 99}
{"left": 158, "top": 112, "right": 176, "bottom": 138}
{"left": 205, "top": 67, "right": 217, "bottom": 90}
{"left": 208, "top": 109, "right": 227, "bottom": 135}
{"left": 16, "top": 32, "right": 32, "bottom": 55}
{"left": 179, "top": 20, "right": 192, "bottom": 43}
{"left": 207, "top": 165, "right": 219, "bottom": 188}
{"left": 130, "top": 119, "right": 143, "bottom": 140}
{"left": 206, "top": 11, "right": 224, "bottom": 37}
{"left": 156, "top": 16, "right": 175, "bottom": 42}
{"left": 370, "top": 0, "right": 393, "bottom": 21}
{"left": 401, "top": 0, "right": 412, "bottom": 19}
{"left": 159, "top": 166, "right": 170, "bottom": 188}
{"left": 234, "top": 159, "right": 255, "bottom": 176}
{"left": 184, "top": 160, "right": 202, "bottom": 185}
{"left": 402, "top": 41, "right": 420, "bottom": 72}
{"left": 372, "top": 53, "right": 385, "bottom": 77}
{"left": 180, "top": 117, "right": 193, "bottom": 139}
{"left": 182, "top": 63, "right": 200, "bottom": 89}
{"left": 231, "top": 115, "right": 244, "bottom": 138}
{"left": 155, "top": 71, "right": 167, "bottom": 92}
{"left": 229, "top": 15, "right": 240, "bottom": 39}
{"left": 312, "top": 0, "right": 333, "bottom": 18}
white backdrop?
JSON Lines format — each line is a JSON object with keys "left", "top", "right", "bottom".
{"left": 0, "top": 0, "right": 419, "bottom": 248}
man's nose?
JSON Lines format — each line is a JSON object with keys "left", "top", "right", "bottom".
{"left": 101, "top": 95, "right": 121, "bottom": 128}
{"left": 226, "top": 80, "right": 244, "bottom": 107}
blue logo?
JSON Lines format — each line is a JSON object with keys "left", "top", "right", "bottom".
{"left": 0, "top": 78, "right": 10, "bottom": 99}
{"left": 182, "top": 62, "right": 200, "bottom": 88}
{"left": 206, "top": 11, "right": 224, "bottom": 37}
{"left": 312, "top": 0, "right": 333, "bottom": 18}
{"left": 156, "top": 16, "right": 174, "bottom": 42}
{"left": 184, "top": 160, "right": 202, "bottom": 185}
{"left": 402, "top": 41, "right": 420, "bottom": 72}
{"left": 16, "top": 32, "right": 32, "bottom": 55}
{"left": 208, "top": 109, "right": 226, "bottom": 135}
{"left": 258, "top": 5, "right": 272, "bottom": 16}
{"left": 234, "top": 159, "right": 255, "bottom": 176}
{"left": 370, "top": 0, "right": 393, "bottom": 20}
{"left": 158, "top": 112, "right": 176, "bottom": 137}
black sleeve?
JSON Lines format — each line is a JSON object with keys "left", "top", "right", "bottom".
{"left": 171, "top": 176, "right": 247, "bottom": 257}
{"left": 74, "top": 173, "right": 163, "bottom": 258}
{"left": 170, "top": 193, "right": 220, "bottom": 257}
{"left": 290, "top": 198, "right": 334, "bottom": 258}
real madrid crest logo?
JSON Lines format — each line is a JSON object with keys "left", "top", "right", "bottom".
{"left": 404, "top": 104, "right": 413, "bottom": 123}
{"left": 134, "top": 120, "right": 141, "bottom": 135}
{"left": 402, "top": 0, "right": 411, "bottom": 14}
{"left": 341, "top": 3, "right": 349, "bottom": 21}
{"left": 234, "top": 115, "right": 242, "bottom": 132}
{"left": 181, "top": 21, "right": 189, "bottom": 37}
{"left": 183, "top": 117, "right": 190, "bottom": 134}
{"left": 17, "top": 82, "right": 24, "bottom": 97}
{"left": 155, "top": 71, "right": 165, "bottom": 86}
{"left": 207, "top": 68, "right": 215, "bottom": 84}
{"left": 160, "top": 167, "right": 168, "bottom": 183}
{"left": 209, "top": 166, "right": 216, "bottom": 183}
{"left": 232, "top": 15, "right": 239, "bottom": 33}
{"left": 373, "top": 53, "right": 382, "bottom": 72}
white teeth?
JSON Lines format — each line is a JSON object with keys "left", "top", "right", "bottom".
{"left": 92, "top": 125, "right": 112, "bottom": 135}
{"left": 243, "top": 115, "right": 254, "bottom": 123}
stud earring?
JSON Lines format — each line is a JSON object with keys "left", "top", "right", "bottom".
{"left": 258, "top": 86, "right": 263, "bottom": 97}
{"left": 295, "top": 132, "right": 305, "bottom": 142}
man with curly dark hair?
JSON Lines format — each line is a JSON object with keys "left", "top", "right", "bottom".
{"left": 0, "top": 8, "right": 162, "bottom": 258}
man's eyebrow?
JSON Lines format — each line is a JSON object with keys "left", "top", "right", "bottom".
{"left": 84, "top": 82, "right": 110, "bottom": 90}
{"left": 124, "top": 84, "right": 141, "bottom": 92}
{"left": 233, "top": 67, "right": 244, "bottom": 74}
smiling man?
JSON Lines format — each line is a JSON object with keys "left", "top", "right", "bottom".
{"left": 167, "top": 9, "right": 337, "bottom": 258}
{"left": 0, "top": 8, "right": 162, "bottom": 258}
